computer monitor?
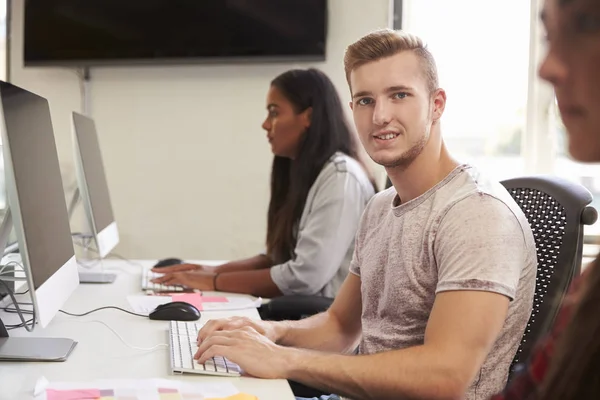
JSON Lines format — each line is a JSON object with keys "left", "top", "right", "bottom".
{"left": 0, "top": 81, "right": 79, "bottom": 360}
{"left": 70, "top": 112, "right": 119, "bottom": 283}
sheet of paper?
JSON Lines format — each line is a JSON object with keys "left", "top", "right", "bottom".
{"left": 127, "top": 294, "right": 262, "bottom": 314}
{"left": 170, "top": 294, "right": 262, "bottom": 311}
{"left": 36, "top": 378, "right": 239, "bottom": 400}
{"left": 126, "top": 295, "right": 171, "bottom": 314}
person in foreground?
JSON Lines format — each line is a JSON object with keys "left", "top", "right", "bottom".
{"left": 151, "top": 68, "right": 375, "bottom": 299}
{"left": 492, "top": 0, "right": 600, "bottom": 399}
{"left": 192, "top": 29, "right": 537, "bottom": 400}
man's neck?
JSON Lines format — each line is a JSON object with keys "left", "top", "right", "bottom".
{"left": 387, "top": 137, "right": 459, "bottom": 204}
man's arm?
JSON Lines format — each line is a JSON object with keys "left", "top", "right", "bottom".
{"left": 196, "top": 273, "right": 363, "bottom": 354}
{"left": 283, "top": 290, "right": 509, "bottom": 400}
{"left": 275, "top": 273, "right": 363, "bottom": 353}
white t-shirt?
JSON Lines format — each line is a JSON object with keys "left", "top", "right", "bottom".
{"left": 350, "top": 165, "right": 537, "bottom": 400}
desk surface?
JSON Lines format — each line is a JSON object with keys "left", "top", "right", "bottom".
{"left": 0, "top": 259, "right": 294, "bottom": 400}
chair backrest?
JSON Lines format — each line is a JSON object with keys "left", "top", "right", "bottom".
{"left": 501, "top": 175, "right": 597, "bottom": 375}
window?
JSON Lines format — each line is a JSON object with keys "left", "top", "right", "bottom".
{"left": 0, "top": 0, "right": 5, "bottom": 80}
{"left": 0, "top": 0, "right": 7, "bottom": 210}
{"left": 402, "top": 0, "right": 599, "bottom": 238}
{"left": 402, "top": 0, "right": 530, "bottom": 181}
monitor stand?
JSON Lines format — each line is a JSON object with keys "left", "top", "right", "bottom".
{"left": 0, "top": 210, "right": 78, "bottom": 362}
{"left": 78, "top": 271, "right": 116, "bottom": 284}
{"left": 0, "top": 318, "right": 78, "bottom": 361}
{"left": 69, "top": 191, "right": 117, "bottom": 284}
{"left": 74, "top": 233, "right": 117, "bottom": 284}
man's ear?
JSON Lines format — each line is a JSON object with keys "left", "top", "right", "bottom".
{"left": 349, "top": 101, "right": 354, "bottom": 111}
{"left": 432, "top": 88, "right": 446, "bottom": 122}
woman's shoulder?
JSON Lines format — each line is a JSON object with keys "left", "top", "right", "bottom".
{"left": 321, "top": 152, "right": 369, "bottom": 180}
{"left": 310, "top": 152, "right": 374, "bottom": 198}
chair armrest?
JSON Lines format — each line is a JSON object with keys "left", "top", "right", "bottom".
{"left": 261, "top": 295, "right": 334, "bottom": 321}
{"left": 582, "top": 206, "right": 598, "bottom": 225}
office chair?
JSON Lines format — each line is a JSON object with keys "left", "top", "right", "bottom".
{"left": 501, "top": 175, "right": 598, "bottom": 380}
{"left": 259, "top": 294, "right": 334, "bottom": 321}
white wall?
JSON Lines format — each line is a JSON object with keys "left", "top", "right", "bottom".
{"left": 9, "top": 0, "right": 390, "bottom": 259}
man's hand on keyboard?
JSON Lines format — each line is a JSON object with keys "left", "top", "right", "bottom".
{"left": 197, "top": 316, "right": 281, "bottom": 344}
{"left": 194, "top": 325, "right": 294, "bottom": 379}
{"left": 151, "top": 270, "right": 216, "bottom": 290}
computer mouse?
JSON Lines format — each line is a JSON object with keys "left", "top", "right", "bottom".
{"left": 149, "top": 301, "right": 201, "bottom": 321}
{"left": 153, "top": 257, "right": 183, "bottom": 268}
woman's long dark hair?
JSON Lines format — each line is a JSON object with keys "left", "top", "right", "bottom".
{"left": 265, "top": 68, "right": 373, "bottom": 264}
{"left": 537, "top": 254, "right": 600, "bottom": 399}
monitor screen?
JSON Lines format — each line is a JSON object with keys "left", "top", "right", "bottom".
{"left": 0, "top": 81, "right": 79, "bottom": 328}
{"left": 72, "top": 112, "right": 119, "bottom": 258}
{"left": 24, "top": 0, "right": 328, "bottom": 66}
{"left": 72, "top": 112, "right": 115, "bottom": 234}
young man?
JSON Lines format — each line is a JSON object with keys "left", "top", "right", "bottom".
{"left": 194, "top": 30, "right": 537, "bottom": 400}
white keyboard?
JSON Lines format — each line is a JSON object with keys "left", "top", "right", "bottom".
{"left": 141, "top": 269, "right": 186, "bottom": 292}
{"left": 169, "top": 321, "right": 242, "bottom": 376}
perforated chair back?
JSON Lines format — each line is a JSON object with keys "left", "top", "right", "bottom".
{"left": 501, "top": 175, "right": 597, "bottom": 376}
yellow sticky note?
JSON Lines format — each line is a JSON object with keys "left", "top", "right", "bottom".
{"left": 206, "top": 394, "right": 259, "bottom": 400}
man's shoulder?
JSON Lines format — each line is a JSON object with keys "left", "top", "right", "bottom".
{"left": 354, "top": 187, "right": 396, "bottom": 230}
{"left": 437, "top": 167, "right": 534, "bottom": 250}
{"left": 439, "top": 166, "right": 522, "bottom": 217}
{"left": 366, "top": 186, "right": 397, "bottom": 210}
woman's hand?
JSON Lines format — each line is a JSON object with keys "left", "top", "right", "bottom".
{"left": 150, "top": 270, "right": 217, "bottom": 290}
{"left": 151, "top": 263, "right": 211, "bottom": 274}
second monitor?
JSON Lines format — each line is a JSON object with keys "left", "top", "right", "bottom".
{"left": 71, "top": 112, "right": 119, "bottom": 283}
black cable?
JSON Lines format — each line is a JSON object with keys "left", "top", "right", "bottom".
{"left": 72, "top": 235, "right": 97, "bottom": 252}
{"left": 73, "top": 239, "right": 145, "bottom": 271}
{"left": 0, "top": 279, "right": 36, "bottom": 332}
{"left": 3, "top": 305, "right": 33, "bottom": 315}
{"left": 6, "top": 318, "right": 34, "bottom": 330}
{"left": 72, "top": 235, "right": 145, "bottom": 270}
{"left": 59, "top": 306, "right": 147, "bottom": 318}
{"left": 72, "top": 232, "right": 94, "bottom": 239}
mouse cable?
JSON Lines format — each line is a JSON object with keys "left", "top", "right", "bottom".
{"left": 62, "top": 319, "right": 168, "bottom": 351}
{"left": 59, "top": 306, "right": 148, "bottom": 318}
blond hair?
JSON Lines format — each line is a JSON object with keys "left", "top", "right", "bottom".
{"left": 344, "top": 29, "right": 439, "bottom": 94}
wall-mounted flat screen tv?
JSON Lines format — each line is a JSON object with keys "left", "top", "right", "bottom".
{"left": 24, "top": 0, "right": 328, "bottom": 66}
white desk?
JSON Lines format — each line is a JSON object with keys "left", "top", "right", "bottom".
{"left": 0, "top": 259, "right": 295, "bottom": 400}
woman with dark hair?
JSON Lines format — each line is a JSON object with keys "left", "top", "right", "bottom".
{"left": 152, "top": 68, "right": 376, "bottom": 299}
{"left": 492, "top": 0, "right": 600, "bottom": 399}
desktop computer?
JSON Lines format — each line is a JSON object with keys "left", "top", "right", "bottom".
{"left": 70, "top": 111, "right": 120, "bottom": 283}
{"left": 0, "top": 81, "right": 79, "bottom": 361}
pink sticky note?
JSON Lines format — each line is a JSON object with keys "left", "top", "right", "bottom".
{"left": 198, "top": 296, "right": 228, "bottom": 303}
{"left": 172, "top": 293, "right": 204, "bottom": 310}
{"left": 46, "top": 389, "right": 101, "bottom": 400}
{"left": 171, "top": 293, "right": 229, "bottom": 310}
{"left": 158, "top": 388, "right": 179, "bottom": 393}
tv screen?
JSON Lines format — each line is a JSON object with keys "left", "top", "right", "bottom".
{"left": 24, "top": 0, "right": 328, "bottom": 66}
